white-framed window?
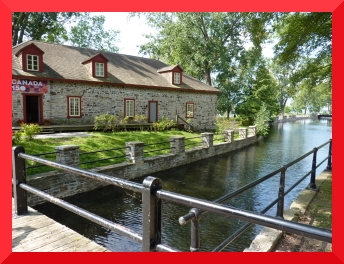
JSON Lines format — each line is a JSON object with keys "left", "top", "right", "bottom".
{"left": 174, "top": 72, "right": 181, "bottom": 84}
{"left": 68, "top": 96, "right": 81, "bottom": 117}
{"left": 125, "top": 99, "right": 135, "bottom": 117}
{"left": 186, "top": 102, "right": 194, "bottom": 118}
{"left": 95, "top": 62, "right": 104, "bottom": 77}
{"left": 27, "top": 54, "right": 39, "bottom": 71}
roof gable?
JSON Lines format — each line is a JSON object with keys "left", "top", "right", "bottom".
{"left": 157, "top": 65, "right": 183, "bottom": 73}
{"left": 15, "top": 43, "right": 44, "bottom": 57}
{"left": 82, "top": 53, "right": 109, "bottom": 65}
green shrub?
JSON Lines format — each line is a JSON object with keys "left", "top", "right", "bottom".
{"left": 153, "top": 116, "right": 175, "bottom": 131}
{"left": 94, "top": 113, "right": 116, "bottom": 132}
{"left": 94, "top": 113, "right": 130, "bottom": 132}
{"left": 134, "top": 114, "right": 148, "bottom": 131}
{"left": 14, "top": 123, "right": 43, "bottom": 141}
{"left": 254, "top": 104, "right": 271, "bottom": 136}
{"left": 215, "top": 117, "right": 238, "bottom": 134}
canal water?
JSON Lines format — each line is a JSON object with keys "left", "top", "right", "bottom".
{"left": 34, "top": 119, "right": 332, "bottom": 252}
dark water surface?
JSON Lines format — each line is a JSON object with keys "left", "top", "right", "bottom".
{"left": 34, "top": 119, "right": 332, "bottom": 252}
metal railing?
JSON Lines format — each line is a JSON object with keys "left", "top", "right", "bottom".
{"left": 12, "top": 139, "right": 332, "bottom": 252}
{"left": 143, "top": 141, "right": 171, "bottom": 156}
{"left": 79, "top": 146, "right": 129, "bottom": 166}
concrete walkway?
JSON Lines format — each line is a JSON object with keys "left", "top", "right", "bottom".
{"left": 244, "top": 169, "right": 332, "bottom": 252}
{"left": 34, "top": 132, "right": 93, "bottom": 139}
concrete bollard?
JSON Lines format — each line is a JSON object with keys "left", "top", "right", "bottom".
{"left": 239, "top": 128, "right": 248, "bottom": 139}
{"left": 126, "top": 142, "right": 144, "bottom": 165}
{"left": 201, "top": 133, "right": 214, "bottom": 148}
{"left": 55, "top": 145, "right": 80, "bottom": 167}
{"left": 170, "top": 136, "right": 185, "bottom": 154}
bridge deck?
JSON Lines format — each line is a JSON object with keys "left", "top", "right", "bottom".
{"left": 12, "top": 199, "right": 110, "bottom": 252}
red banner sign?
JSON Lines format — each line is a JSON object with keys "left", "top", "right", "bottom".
{"left": 12, "top": 79, "right": 48, "bottom": 93}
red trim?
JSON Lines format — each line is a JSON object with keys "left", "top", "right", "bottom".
{"left": 16, "top": 43, "right": 44, "bottom": 73}
{"left": 157, "top": 65, "right": 183, "bottom": 73}
{"left": 67, "top": 96, "right": 82, "bottom": 118}
{"left": 82, "top": 54, "right": 108, "bottom": 78}
{"left": 12, "top": 75, "right": 221, "bottom": 94}
{"left": 82, "top": 53, "right": 109, "bottom": 64}
{"left": 148, "top": 100, "right": 158, "bottom": 123}
{"left": 186, "top": 102, "right": 194, "bottom": 118}
{"left": 172, "top": 71, "right": 182, "bottom": 85}
{"left": 124, "top": 98, "right": 135, "bottom": 117}
{"left": 22, "top": 93, "right": 43, "bottom": 124}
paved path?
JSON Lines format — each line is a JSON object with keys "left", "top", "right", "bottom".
{"left": 12, "top": 199, "right": 109, "bottom": 252}
{"left": 34, "top": 132, "right": 93, "bottom": 139}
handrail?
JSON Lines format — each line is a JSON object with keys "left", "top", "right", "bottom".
{"left": 18, "top": 152, "right": 143, "bottom": 193}
{"left": 12, "top": 138, "right": 332, "bottom": 252}
{"left": 156, "top": 189, "right": 331, "bottom": 243}
{"left": 176, "top": 115, "right": 193, "bottom": 131}
{"left": 179, "top": 140, "right": 330, "bottom": 225}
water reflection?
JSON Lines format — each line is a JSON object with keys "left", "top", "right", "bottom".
{"left": 34, "top": 119, "right": 332, "bottom": 252}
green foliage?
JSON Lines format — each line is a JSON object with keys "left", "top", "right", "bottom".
{"left": 235, "top": 116, "right": 251, "bottom": 127}
{"left": 253, "top": 104, "right": 271, "bottom": 136}
{"left": 68, "top": 13, "right": 120, "bottom": 52}
{"left": 215, "top": 117, "right": 239, "bottom": 134}
{"left": 12, "top": 12, "right": 79, "bottom": 46}
{"left": 14, "top": 123, "right": 43, "bottom": 142}
{"left": 134, "top": 114, "right": 148, "bottom": 131}
{"left": 94, "top": 113, "right": 116, "bottom": 132}
{"left": 134, "top": 12, "right": 272, "bottom": 86}
{"left": 274, "top": 12, "right": 332, "bottom": 86}
{"left": 94, "top": 113, "right": 129, "bottom": 132}
{"left": 153, "top": 117, "right": 175, "bottom": 131}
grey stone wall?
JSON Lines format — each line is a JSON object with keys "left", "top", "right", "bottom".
{"left": 12, "top": 85, "right": 51, "bottom": 124}
{"left": 272, "top": 115, "right": 311, "bottom": 123}
{"left": 26, "top": 132, "right": 259, "bottom": 206}
{"left": 12, "top": 80, "right": 217, "bottom": 131}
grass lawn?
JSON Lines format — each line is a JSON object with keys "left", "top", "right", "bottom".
{"left": 13, "top": 130, "right": 239, "bottom": 176}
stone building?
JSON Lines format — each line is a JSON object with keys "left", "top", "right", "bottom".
{"left": 12, "top": 40, "right": 220, "bottom": 131}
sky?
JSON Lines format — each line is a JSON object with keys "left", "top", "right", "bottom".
{"left": 92, "top": 12, "right": 155, "bottom": 57}
{"left": 91, "top": 12, "right": 275, "bottom": 58}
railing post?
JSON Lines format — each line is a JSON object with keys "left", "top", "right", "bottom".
{"left": 201, "top": 133, "right": 214, "bottom": 148}
{"left": 248, "top": 126, "right": 257, "bottom": 137}
{"left": 170, "top": 136, "right": 185, "bottom": 154}
{"left": 307, "top": 148, "right": 318, "bottom": 191}
{"left": 142, "top": 176, "right": 162, "bottom": 252}
{"left": 276, "top": 166, "right": 287, "bottom": 218}
{"left": 326, "top": 139, "right": 332, "bottom": 170}
{"left": 12, "top": 146, "right": 28, "bottom": 216}
{"left": 189, "top": 208, "right": 202, "bottom": 252}
{"left": 239, "top": 128, "right": 248, "bottom": 139}
{"left": 224, "top": 130, "right": 234, "bottom": 143}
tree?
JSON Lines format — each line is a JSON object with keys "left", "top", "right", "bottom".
{"left": 133, "top": 12, "right": 273, "bottom": 86}
{"left": 235, "top": 58, "right": 279, "bottom": 124}
{"left": 68, "top": 13, "right": 120, "bottom": 52}
{"left": 269, "top": 60, "right": 300, "bottom": 116}
{"left": 12, "top": 12, "right": 78, "bottom": 46}
{"left": 274, "top": 12, "right": 332, "bottom": 86}
{"left": 291, "top": 80, "right": 332, "bottom": 114}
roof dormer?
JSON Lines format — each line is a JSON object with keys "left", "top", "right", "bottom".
{"left": 82, "top": 53, "right": 109, "bottom": 78}
{"left": 157, "top": 65, "right": 183, "bottom": 85}
{"left": 15, "top": 43, "right": 45, "bottom": 73}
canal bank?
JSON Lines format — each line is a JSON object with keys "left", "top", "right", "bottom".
{"left": 244, "top": 169, "right": 332, "bottom": 252}
{"left": 32, "top": 119, "right": 332, "bottom": 252}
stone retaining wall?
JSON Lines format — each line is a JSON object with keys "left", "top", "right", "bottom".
{"left": 272, "top": 114, "right": 314, "bottom": 123}
{"left": 26, "top": 129, "right": 259, "bottom": 206}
